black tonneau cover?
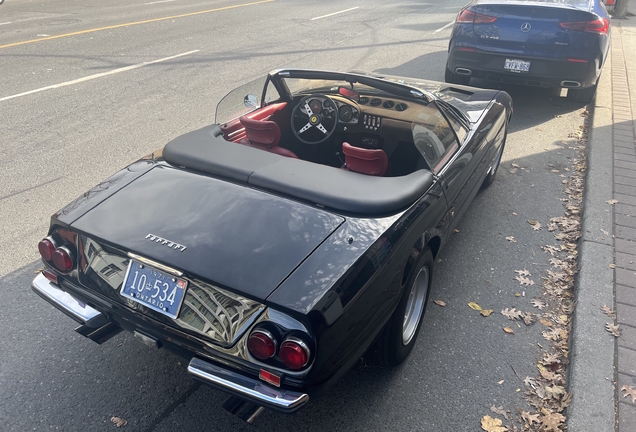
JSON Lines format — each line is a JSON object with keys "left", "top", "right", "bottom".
{"left": 162, "top": 125, "right": 434, "bottom": 215}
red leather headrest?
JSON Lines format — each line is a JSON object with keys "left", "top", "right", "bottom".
{"left": 240, "top": 116, "right": 281, "bottom": 148}
{"left": 342, "top": 142, "right": 388, "bottom": 176}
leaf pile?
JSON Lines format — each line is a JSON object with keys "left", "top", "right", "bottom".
{"left": 516, "top": 110, "right": 588, "bottom": 431}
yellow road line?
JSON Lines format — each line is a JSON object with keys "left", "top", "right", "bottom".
{"left": 0, "top": 0, "right": 274, "bottom": 50}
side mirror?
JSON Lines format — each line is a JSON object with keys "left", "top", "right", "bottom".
{"left": 244, "top": 94, "right": 258, "bottom": 108}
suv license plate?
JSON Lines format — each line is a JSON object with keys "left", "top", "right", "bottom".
{"left": 504, "top": 59, "right": 530, "bottom": 73}
{"left": 121, "top": 260, "right": 187, "bottom": 319}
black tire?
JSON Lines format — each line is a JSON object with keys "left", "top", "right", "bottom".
{"left": 445, "top": 66, "right": 471, "bottom": 86}
{"left": 370, "top": 247, "right": 434, "bottom": 367}
{"left": 566, "top": 83, "right": 597, "bottom": 104}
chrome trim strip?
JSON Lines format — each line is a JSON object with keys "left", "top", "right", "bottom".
{"left": 127, "top": 252, "right": 183, "bottom": 276}
{"left": 187, "top": 358, "right": 309, "bottom": 412}
{"left": 31, "top": 273, "right": 106, "bottom": 328}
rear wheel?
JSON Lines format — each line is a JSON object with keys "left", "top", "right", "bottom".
{"left": 370, "top": 247, "right": 434, "bottom": 367}
{"left": 445, "top": 65, "right": 471, "bottom": 86}
{"left": 566, "top": 83, "right": 597, "bottom": 105}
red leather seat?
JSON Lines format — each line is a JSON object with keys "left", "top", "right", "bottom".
{"left": 239, "top": 116, "right": 298, "bottom": 159}
{"left": 342, "top": 142, "right": 388, "bottom": 176}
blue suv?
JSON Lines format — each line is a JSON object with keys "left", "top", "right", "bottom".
{"left": 445, "top": 0, "right": 610, "bottom": 103}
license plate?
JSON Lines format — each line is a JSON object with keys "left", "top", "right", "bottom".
{"left": 504, "top": 59, "right": 530, "bottom": 73}
{"left": 121, "top": 260, "right": 187, "bottom": 319}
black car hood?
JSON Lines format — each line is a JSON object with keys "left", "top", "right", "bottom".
{"left": 71, "top": 165, "right": 344, "bottom": 300}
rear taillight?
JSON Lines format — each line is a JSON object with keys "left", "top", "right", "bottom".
{"left": 559, "top": 18, "right": 609, "bottom": 34}
{"left": 38, "top": 237, "right": 57, "bottom": 261}
{"left": 457, "top": 9, "right": 497, "bottom": 24}
{"left": 51, "top": 246, "right": 74, "bottom": 273}
{"left": 279, "top": 338, "right": 310, "bottom": 370}
{"left": 585, "top": 18, "right": 609, "bottom": 34}
{"left": 247, "top": 329, "right": 277, "bottom": 360}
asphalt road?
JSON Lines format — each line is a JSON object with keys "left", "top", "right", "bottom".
{"left": 0, "top": 0, "right": 588, "bottom": 430}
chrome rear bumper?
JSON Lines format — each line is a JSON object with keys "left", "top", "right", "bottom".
{"left": 31, "top": 273, "right": 107, "bottom": 328}
{"left": 188, "top": 358, "right": 309, "bottom": 413}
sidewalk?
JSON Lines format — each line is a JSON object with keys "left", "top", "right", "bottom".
{"left": 568, "top": 20, "right": 636, "bottom": 431}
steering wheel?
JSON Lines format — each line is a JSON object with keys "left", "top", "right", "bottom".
{"left": 291, "top": 95, "right": 338, "bottom": 145}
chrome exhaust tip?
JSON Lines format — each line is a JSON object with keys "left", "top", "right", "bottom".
{"left": 561, "top": 80, "right": 581, "bottom": 88}
{"left": 455, "top": 68, "right": 472, "bottom": 76}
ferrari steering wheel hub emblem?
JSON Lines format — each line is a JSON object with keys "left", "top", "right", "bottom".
{"left": 310, "top": 115, "right": 320, "bottom": 125}
{"left": 520, "top": 22, "right": 531, "bottom": 32}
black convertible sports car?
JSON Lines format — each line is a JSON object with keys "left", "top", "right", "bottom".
{"left": 32, "top": 69, "right": 511, "bottom": 422}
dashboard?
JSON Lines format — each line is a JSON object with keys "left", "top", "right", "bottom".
{"left": 299, "top": 95, "right": 411, "bottom": 126}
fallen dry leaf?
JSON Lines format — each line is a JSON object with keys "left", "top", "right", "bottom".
{"left": 481, "top": 415, "right": 507, "bottom": 432}
{"left": 560, "top": 392, "right": 573, "bottom": 410}
{"left": 522, "top": 313, "right": 535, "bottom": 326}
{"left": 503, "top": 327, "right": 514, "bottom": 334}
{"left": 531, "top": 298, "right": 547, "bottom": 310}
{"left": 606, "top": 323, "right": 621, "bottom": 337}
{"left": 468, "top": 302, "right": 483, "bottom": 311}
{"left": 544, "top": 385, "right": 566, "bottom": 400}
{"left": 540, "top": 412, "right": 565, "bottom": 431}
{"left": 512, "top": 162, "right": 520, "bottom": 168}
{"left": 514, "top": 269, "right": 531, "bottom": 277}
{"left": 522, "top": 411, "right": 540, "bottom": 426}
{"left": 502, "top": 308, "right": 523, "bottom": 320}
{"left": 609, "top": 263, "right": 616, "bottom": 269}
{"left": 480, "top": 309, "right": 494, "bottom": 317}
{"left": 532, "top": 222, "right": 542, "bottom": 231}
{"left": 524, "top": 376, "right": 537, "bottom": 388}
{"left": 621, "top": 385, "right": 636, "bottom": 404}
{"left": 540, "top": 318, "right": 553, "bottom": 327}
{"left": 490, "top": 405, "right": 509, "bottom": 420}
{"left": 498, "top": 379, "right": 505, "bottom": 385}
{"left": 542, "top": 353, "right": 561, "bottom": 365}
{"left": 433, "top": 300, "right": 447, "bottom": 307}
{"left": 527, "top": 219, "right": 539, "bottom": 226}
{"left": 601, "top": 304, "right": 615, "bottom": 318}
{"left": 606, "top": 199, "right": 618, "bottom": 205}
{"left": 111, "top": 417, "right": 128, "bottom": 428}
{"left": 515, "top": 275, "right": 535, "bottom": 286}
{"left": 506, "top": 236, "right": 517, "bottom": 243}
{"left": 453, "top": 229, "right": 460, "bottom": 233}
{"left": 512, "top": 212, "right": 517, "bottom": 216}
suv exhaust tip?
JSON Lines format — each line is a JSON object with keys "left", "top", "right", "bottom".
{"left": 455, "top": 68, "right": 472, "bottom": 76}
{"left": 561, "top": 80, "right": 581, "bottom": 88}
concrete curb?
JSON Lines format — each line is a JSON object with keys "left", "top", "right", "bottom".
{"left": 566, "top": 49, "right": 617, "bottom": 431}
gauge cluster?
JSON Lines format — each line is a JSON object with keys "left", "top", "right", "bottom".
{"left": 300, "top": 97, "right": 360, "bottom": 124}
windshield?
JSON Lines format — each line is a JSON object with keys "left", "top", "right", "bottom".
{"left": 283, "top": 78, "right": 387, "bottom": 97}
{"left": 215, "top": 76, "right": 267, "bottom": 124}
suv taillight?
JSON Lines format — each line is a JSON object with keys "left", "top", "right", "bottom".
{"left": 457, "top": 9, "right": 497, "bottom": 24}
{"left": 559, "top": 18, "right": 609, "bottom": 34}
{"left": 279, "top": 338, "right": 310, "bottom": 370}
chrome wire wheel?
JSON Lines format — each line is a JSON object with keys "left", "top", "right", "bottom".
{"left": 402, "top": 266, "right": 429, "bottom": 345}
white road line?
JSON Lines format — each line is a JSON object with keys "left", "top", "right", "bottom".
{"left": 145, "top": 0, "right": 177, "bottom": 4}
{"left": 311, "top": 6, "right": 359, "bottom": 21}
{"left": 0, "top": 22, "right": 12, "bottom": 26}
{"left": 0, "top": 50, "right": 199, "bottom": 103}
{"left": 435, "top": 20, "right": 455, "bottom": 33}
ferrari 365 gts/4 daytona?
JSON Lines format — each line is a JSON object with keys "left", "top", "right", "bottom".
{"left": 32, "top": 69, "right": 512, "bottom": 422}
